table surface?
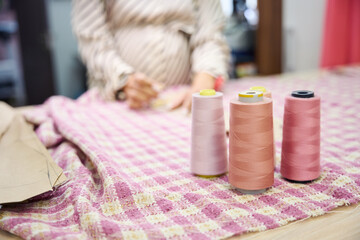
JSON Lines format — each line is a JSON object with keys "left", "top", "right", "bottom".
{"left": 1, "top": 68, "right": 360, "bottom": 239}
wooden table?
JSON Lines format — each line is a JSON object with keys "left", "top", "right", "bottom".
{"left": 237, "top": 204, "right": 360, "bottom": 240}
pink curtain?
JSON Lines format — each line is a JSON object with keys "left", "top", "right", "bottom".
{"left": 321, "top": 0, "right": 360, "bottom": 68}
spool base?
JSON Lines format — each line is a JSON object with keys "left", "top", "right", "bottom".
{"left": 280, "top": 169, "right": 320, "bottom": 183}
{"left": 284, "top": 178, "right": 316, "bottom": 184}
{"left": 237, "top": 188, "right": 266, "bottom": 195}
{"left": 195, "top": 173, "right": 226, "bottom": 178}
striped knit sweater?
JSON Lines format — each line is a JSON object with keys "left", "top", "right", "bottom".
{"left": 72, "top": 0, "right": 229, "bottom": 100}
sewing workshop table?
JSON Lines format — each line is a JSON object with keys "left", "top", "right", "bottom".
{"left": 1, "top": 66, "right": 360, "bottom": 240}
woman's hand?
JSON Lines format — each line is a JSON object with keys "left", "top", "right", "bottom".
{"left": 170, "top": 72, "right": 215, "bottom": 112}
{"left": 123, "top": 73, "right": 158, "bottom": 109}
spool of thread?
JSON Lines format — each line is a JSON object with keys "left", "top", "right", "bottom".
{"left": 229, "top": 90, "right": 274, "bottom": 194}
{"left": 191, "top": 89, "right": 227, "bottom": 177}
{"left": 250, "top": 86, "right": 276, "bottom": 167}
{"left": 281, "top": 90, "right": 321, "bottom": 182}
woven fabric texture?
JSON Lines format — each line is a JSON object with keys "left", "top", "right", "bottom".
{"left": 0, "top": 67, "right": 360, "bottom": 239}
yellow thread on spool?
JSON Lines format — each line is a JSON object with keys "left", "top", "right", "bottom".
{"left": 238, "top": 92, "right": 263, "bottom": 98}
{"left": 200, "top": 89, "right": 216, "bottom": 96}
{"left": 250, "top": 86, "right": 267, "bottom": 93}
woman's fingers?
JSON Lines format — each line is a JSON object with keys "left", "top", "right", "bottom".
{"left": 124, "top": 73, "right": 159, "bottom": 110}
{"left": 169, "top": 91, "right": 187, "bottom": 110}
{"left": 126, "top": 85, "right": 157, "bottom": 105}
{"left": 128, "top": 76, "right": 158, "bottom": 99}
{"left": 132, "top": 74, "right": 154, "bottom": 89}
{"left": 183, "top": 92, "right": 192, "bottom": 112}
{"left": 126, "top": 99, "right": 142, "bottom": 109}
{"left": 126, "top": 88, "right": 150, "bottom": 103}
{"left": 133, "top": 83, "right": 158, "bottom": 99}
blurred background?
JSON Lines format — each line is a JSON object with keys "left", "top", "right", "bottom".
{"left": 0, "top": 0, "right": 328, "bottom": 106}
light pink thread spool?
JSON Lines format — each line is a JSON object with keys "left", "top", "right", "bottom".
{"left": 281, "top": 90, "right": 321, "bottom": 182}
{"left": 191, "top": 89, "right": 227, "bottom": 177}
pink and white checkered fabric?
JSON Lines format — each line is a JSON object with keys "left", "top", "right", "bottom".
{"left": 1, "top": 67, "right": 360, "bottom": 239}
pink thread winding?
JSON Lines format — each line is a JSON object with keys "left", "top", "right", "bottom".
{"left": 229, "top": 93, "right": 274, "bottom": 191}
{"left": 249, "top": 87, "right": 276, "bottom": 168}
{"left": 281, "top": 91, "right": 321, "bottom": 181}
{"left": 191, "top": 92, "right": 227, "bottom": 176}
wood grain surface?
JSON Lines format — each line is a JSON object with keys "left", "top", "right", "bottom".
{"left": 234, "top": 203, "right": 360, "bottom": 240}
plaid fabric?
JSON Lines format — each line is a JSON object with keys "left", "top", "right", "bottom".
{"left": 1, "top": 67, "right": 360, "bottom": 239}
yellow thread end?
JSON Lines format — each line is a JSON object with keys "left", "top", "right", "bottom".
{"left": 238, "top": 92, "right": 263, "bottom": 98}
{"left": 250, "top": 86, "right": 267, "bottom": 93}
{"left": 200, "top": 89, "right": 216, "bottom": 96}
{"left": 238, "top": 93, "right": 253, "bottom": 98}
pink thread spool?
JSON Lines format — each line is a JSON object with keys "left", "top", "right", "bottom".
{"left": 250, "top": 86, "right": 276, "bottom": 167}
{"left": 281, "top": 90, "right": 321, "bottom": 182}
{"left": 229, "top": 90, "right": 274, "bottom": 194}
{"left": 191, "top": 89, "right": 227, "bottom": 177}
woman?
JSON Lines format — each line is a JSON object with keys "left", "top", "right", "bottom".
{"left": 72, "top": 0, "right": 229, "bottom": 109}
